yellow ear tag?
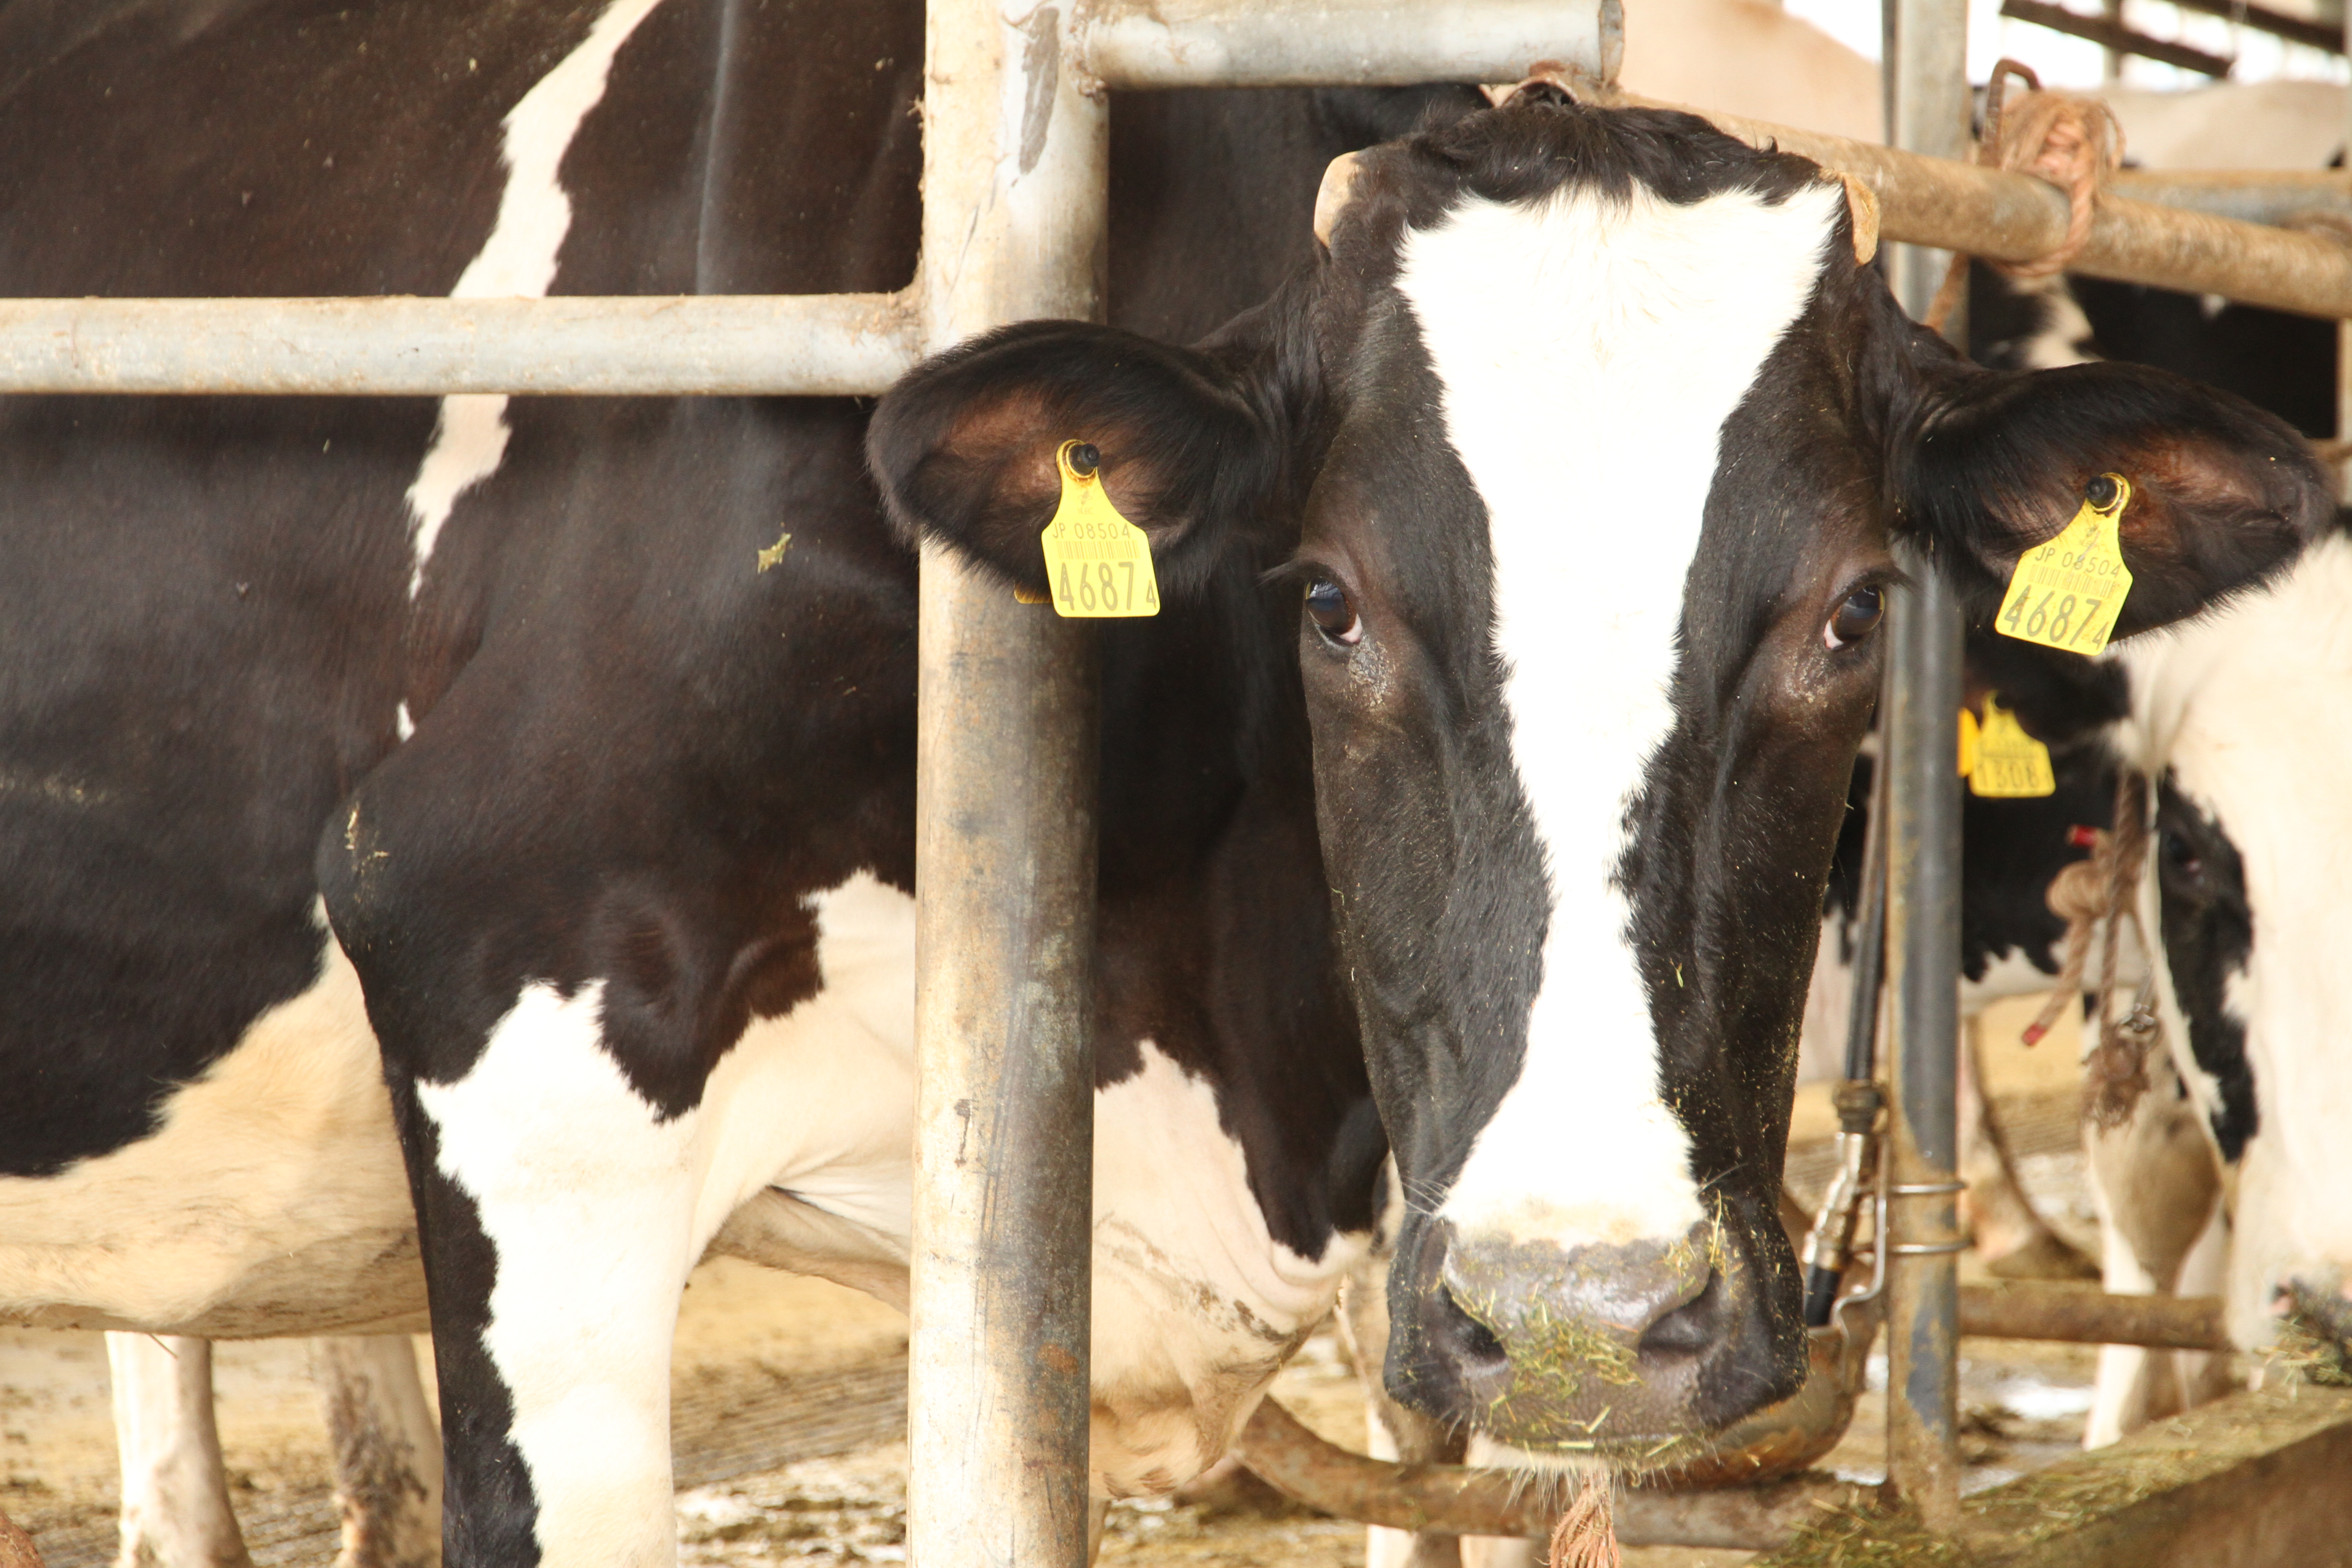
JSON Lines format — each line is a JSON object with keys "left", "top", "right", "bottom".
{"left": 1039, "top": 440, "right": 1159, "bottom": 618}
{"left": 1995, "top": 473, "right": 2133, "bottom": 656}
{"left": 1957, "top": 706, "right": 1980, "bottom": 780}
{"left": 1967, "top": 693, "right": 2056, "bottom": 798}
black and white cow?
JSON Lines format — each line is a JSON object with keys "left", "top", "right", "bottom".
{"left": 0, "top": 4, "right": 1468, "bottom": 1561}
{"left": 869, "top": 92, "right": 2324, "bottom": 1464}
{"left": 1, "top": 8, "right": 2324, "bottom": 1565}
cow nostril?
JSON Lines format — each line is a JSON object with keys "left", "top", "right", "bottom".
{"left": 1637, "top": 1266, "right": 1725, "bottom": 1359}
{"left": 1427, "top": 1283, "right": 1510, "bottom": 1374}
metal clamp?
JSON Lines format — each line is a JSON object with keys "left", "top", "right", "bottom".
{"left": 1887, "top": 1179, "right": 1967, "bottom": 1196}
{"left": 1888, "top": 1237, "right": 1972, "bottom": 1255}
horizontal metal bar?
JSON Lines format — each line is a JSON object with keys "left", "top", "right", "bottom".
{"left": 2000, "top": 0, "right": 2233, "bottom": 78}
{"left": 1612, "top": 87, "right": 2352, "bottom": 319}
{"left": 2110, "top": 168, "right": 2352, "bottom": 230}
{"left": 1077, "top": 0, "right": 1622, "bottom": 88}
{"left": 1235, "top": 1396, "right": 1868, "bottom": 1548}
{"left": 2168, "top": 0, "right": 2342, "bottom": 54}
{"left": 1959, "top": 1283, "right": 2229, "bottom": 1351}
{"left": 0, "top": 293, "right": 920, "bottom": 397}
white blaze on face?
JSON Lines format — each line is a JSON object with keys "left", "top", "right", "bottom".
{"left": 2117, "top": 534, "right": 2352, "bottom": 1345}
{"left": 1396, "top": 179, "right": 1841, "bottom": 1249}
{"left": 404, "top": 0, "right": 669, "bottom": 599}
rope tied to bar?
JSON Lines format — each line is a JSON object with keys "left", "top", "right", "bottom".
{"left": 1548, "top": 1475, "right": 1620, "bottom": 1568}
{"left": 1925, "top": 61, "right": 2125, "bottom": 335}
{"left": 2019, "top": 771, "right": 2158, "bottom": 1127}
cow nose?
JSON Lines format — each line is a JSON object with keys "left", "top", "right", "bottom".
{"left": 1425, "top": 1222, "right": 1728, "bottom": 1450}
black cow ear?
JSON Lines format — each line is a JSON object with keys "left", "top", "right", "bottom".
{"left": 867, "top": 320, "right": 1284, "bottom": 601}
{"left": 1892, "top": 360, "right": 2329, "bottom": 640}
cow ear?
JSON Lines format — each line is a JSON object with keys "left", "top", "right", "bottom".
{"left": 1892, "top": 360, "right": 2329, "bottom": 640}
{"left": 867, "top": 320, "right": 1283, "bottom": 601}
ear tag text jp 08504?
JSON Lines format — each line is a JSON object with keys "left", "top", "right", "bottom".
{"left": 1038, "top": 440, "right": 1159, "bottom": 618}
{"left": 1962, "top": 693, "right": 2055, "bottom": 799}
{"left": 1996, "top": 473, "right": 2132, "bottom": 657}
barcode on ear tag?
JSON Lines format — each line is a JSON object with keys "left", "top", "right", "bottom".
{"left": 1040, "top": 440, "right": 1160, "bottom": 618}
{"left": 1968, "top": 694, "right": 2056, "bottom": 799}
{"left": 1996, "top": 474, "right": 2133, "bottom": 657}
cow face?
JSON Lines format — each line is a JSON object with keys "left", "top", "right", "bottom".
{"left": 2111, "top": 533, "right": 2352, "bottom": 1356}
{"left": 871, "top": 100, "right": 2324, "bottom": 1460}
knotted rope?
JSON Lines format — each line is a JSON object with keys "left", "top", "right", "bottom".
{"left": 1924, "top": 61, "right": 2125, "bottom": 337}
{"left": 1548, "top": 1475, "right": 1620, "bottom": 1568}
{"left": 2019, "top": 771, "right": 2158, "bottom": 1127}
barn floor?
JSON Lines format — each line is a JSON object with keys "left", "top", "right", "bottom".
{"left": 3, "top": 997, "right": 2130, "bottom": 1567}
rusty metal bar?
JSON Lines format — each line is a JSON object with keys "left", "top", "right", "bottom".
{"left": 1881, "top": 0, "right": 1970, "bottom": 1534}
{"left": 1959, "top": 1284, "right": 2230, "bottom": 1352}
{"left": 1999, "top": 0, "right": 2233, "bottom": 78}
{"left": 904, "top": 3, "right": 1104, "bottom": 1567}
{"left": 2168, "top": 0, "right": 2342, "bottom": 54}
{"left": 2107, "top": 169, "right": 2352, "bottom": 230}
{"left": 1605, "top": 89, "right": 2352, "bottom": 322}
{"left": 1234, "top": 1399, "right": 1870, "bottom": 1551}
{"left": 1076, "top": 0, "right": 1622, "bottom": 88}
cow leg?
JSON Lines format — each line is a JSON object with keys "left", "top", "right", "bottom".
{"left": 313, "top": 1336, "right": 441, "bottom": 1568}
{"left": 106, "top": 1333, "right": 253, "bottom": 1568}
{"left": 2083, "top": 1056, "right": 2226, "bottom": 1447}
{"left": 384, "top": 993, "right": 707, "bottom": 1568}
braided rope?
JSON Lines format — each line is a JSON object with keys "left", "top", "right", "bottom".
{"left": 1924, "top": 60, "right": 2126, "bottom": 337}
{"left": 1548, "top": 1476, "right": 1620, "bottom": 1568}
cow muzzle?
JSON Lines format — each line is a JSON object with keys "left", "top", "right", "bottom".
{"left": 1401, "top": 1217, "right": 1789, "bottom": 1458}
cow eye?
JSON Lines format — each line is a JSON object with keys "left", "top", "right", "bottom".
{"left": 2161, "top": 828, "right": 2204, "bottom": 881}
{"left": 1304, "top": 578, "right": 1362, "bottom": 647}
{"left": 1823, "top": 586, "right": 1884, "bottom": 650}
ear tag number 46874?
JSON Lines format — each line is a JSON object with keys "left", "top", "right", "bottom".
{"left": 1995, "top": 473, "right": 2132, "bottom": 657}
{"left": 1039, "top": 440, "right": 1159, "bottom": 618}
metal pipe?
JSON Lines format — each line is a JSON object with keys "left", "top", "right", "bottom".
{"left": 906, "top": 3, "right": 1104, "bottom": 1568}
{"left": 1234, "top": 1399, "right": 1870, "bottom": 1550}
{"left": 1881, "top": 0, "right": 1969, "bottom": 1534}
{"left": 0, "top": 293, "right": 919, "bottom": 397}
{"left": 2107, "top": 170, "right": 2352, "bottom": 230}
{"left": 1077, "top": 0, "right": 1622, "bottom": 89}
{"left": 1999, "top": 0, "right": 2233, "bottom": 78}
{"left": 1606, "top": 89, "right": 2352, "bottom": 322}
{"left": 1957, "top": 1285, "right": 2230, "bottom": 1352}
{"left": 14, "top": 142, "right": 2352, "bottom": 403}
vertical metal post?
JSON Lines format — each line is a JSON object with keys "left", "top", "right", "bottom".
{"left": 1882, "top": 0, "right": 1970, "bottom": 1533}
{"left": 908, "top": 4, "right": 1107, "bottom": 1568}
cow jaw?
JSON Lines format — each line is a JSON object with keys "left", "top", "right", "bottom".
{"left": 1387, "top": 177, "right": 1841, "bottom": 1452}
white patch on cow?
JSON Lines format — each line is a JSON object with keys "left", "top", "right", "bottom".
{"left": 413, "top": 873, "right": 918, "bottom": 1566}
{"left": 1396, "top": 179, "right": 1842, "bottom": 1249}
{"left": 1089, "top": 1043, "right": 1362, "bottom": 1493}
{"left": 404, "top": 0, "right": 668, "bottom": 597}
{"left": 2115, "top": 533, "right": 2352, "bottom": 1348}
{"left": 395, "top": 700, "right": 415, "bottom": 741}
{"left": 0, "top": 916, "right": 423, "bottom": 1338}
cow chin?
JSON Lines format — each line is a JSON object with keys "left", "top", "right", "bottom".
{"left": 1382, "top": 1208, "right": 1799, "bottom": 1465}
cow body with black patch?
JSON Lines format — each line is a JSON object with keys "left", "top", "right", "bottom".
{"left": 0, "top": 4, "right": 1476, "bottom": 1561}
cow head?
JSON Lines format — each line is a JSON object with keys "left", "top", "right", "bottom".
{"left": 2098, "top": 529, "right": 2352, "bottom": 1360}
{"left": 870, "top": 100, "right": 2324, "bottom": 1460}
